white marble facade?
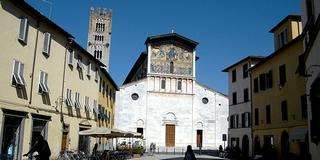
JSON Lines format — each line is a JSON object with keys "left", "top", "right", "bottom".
{"left": 115, "top": 33, "right": 228, "bottom": 151}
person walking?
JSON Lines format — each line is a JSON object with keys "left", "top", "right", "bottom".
{"left": 23, "top": 134, "right": 51, "bottom": 160}
{"left": 184, "top": 145, "right": 196, "bottom": 160}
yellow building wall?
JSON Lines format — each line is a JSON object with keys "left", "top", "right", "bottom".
{"left": 251, "top": 38, "right": 307, "bottom": 158}
{"left": 0, "top": 0, "right": 105, "bottom": 159}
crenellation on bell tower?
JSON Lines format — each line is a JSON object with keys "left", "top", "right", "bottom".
{"left": 87, "top": 7, "right": 112, "bottom": 71}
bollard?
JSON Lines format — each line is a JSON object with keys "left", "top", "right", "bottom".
{"left": 182, "top": 149, "right": 184, "bottom": 155}
{"left": 174, "top": 148, "right": 175, "bottom": 155}
{"left": 158, "top": 147, "right": 159, "bottom": 154}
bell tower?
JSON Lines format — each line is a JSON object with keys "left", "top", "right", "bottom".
{"left": 87, "top": 7, "right": 112, "bottom": 71}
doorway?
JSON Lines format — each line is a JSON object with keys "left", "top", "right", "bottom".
{"left": 31, "top": 118, "right": 48, "bottom": 147}
{"left": 242, "top": 135, "right": 249, "bottom": 157}
{"left": 196, "top": 130, "right": 203, "bottom": 147}
{"left": 137, "top": 127, "right": 143, "bottom": 136}
{"left": 165, "top": 124, "right": 175, "bottom": 147}
{"left": 281, "top": 131, "right": 289, "bottom": 159}
{"left": 1, "top": 115, "right": 24, "bottom": 160}
{"left": 78, "top": 127, "right": 90, "bottom": 154}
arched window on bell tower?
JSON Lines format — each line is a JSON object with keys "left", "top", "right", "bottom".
{"left": 170, "top": 61, "right": 174, "bottom": 74}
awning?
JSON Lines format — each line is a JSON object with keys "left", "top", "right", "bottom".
{"left": 79, "top": 127, "right": 111, "bottom": 138}
{"left": 289, "top": 128, "right": 308, "bottom": 141}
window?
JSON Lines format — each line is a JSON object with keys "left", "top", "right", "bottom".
{"left": 259, "top": 73, "right": 266, "bottom": 91}
{"left": 232, "top": 92, "right": 237, "bottom": 105}
{"left": 177, "top": 79, "right": 182, "bottom": 90}
{"left": 301, "top": 94, "right": 308, "bottom": 119}
{"left": 242, "top": 112, "right": 250, "bottom": 128}
{"left": 278, "top": 28, "right": 288, "bottom": 49}
{"left": 67, "top": 49, "right": 73, "bottom": 66}
{"left": 93, "top": 99, "right": 98, "bottom": 115}
{"left": 12, "top": 60, "right": 26, "bottom": 86}
{"left": 18, "top": 17, "right": 28, "bottom": 44}
{"left": 243, "top": 88, "right": 249, "bottom": 102}
{"left": 266, "top": 105, "right": 271, "bottom": 124}
{"left": 87, "top": 62, "right": 91, "bottom": 76}
{"left": 243, "top": 64, "right": 248, "bottom": 78}
{"left": 281, "top": 100, "right": 288, "bottom": 121}
{"left": 77, "top": 55, "right": 83, "bottom": 70}
{"left": 266, "top": 70, "right": 273, "bottom": 89}
{"left": 202, "top": 98, "right": 209, "bottom": 104}
{"left": 230, "top": 115, "right": 234, "bottom": 128}
{"left": 131, "top": 93, "right": 139, "bottom": 100}
{"left": 66, "top": 89, "right": 73, "bottom": 107}
{"left": 102, "top": 81, "right": 106, "bottom": 96}
{"left": 279, "top": 64, "right": 287, "bottom": 86}
{"left": 235, "top": 114, "right": 239, "bottom": 128}
{"left": 95, "top": 67, "right": 99, "bottom": 81}
{"left": 170, "top": 61, "right": 174, "bottom": 74}
{"left": 39, "top": 71, "right": 49, "bottom": 94}
{"left": 254, "top": 77, "right": 259, "bottom": 93}
{"left": 255, "top": 108, "right": 259, "bottom": 125}
{"left": 161, "top": 79, "right": 166, "bottom": 89}
{"left": 84, "top": 96, "right": 89, "bottom": 112}
{"left": 232, "top": 69, "right": 236, "bottom": 82}
{"left": 43, "top": 32, "right": 51, "bottom": 56}
{"left": 75, "top": 92, "right": 81, "bottom": 108}
{"left": 99, "top": 77, "right": 102, "bottom": 92}
{"left": 229, "top": 114, "right": 238, "bottom": 128}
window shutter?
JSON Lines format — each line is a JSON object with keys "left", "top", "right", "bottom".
{"left": 18, "top": 18, "right": 28, "bottom": 43}
{"left": 44, "top": 72, "right": 49, "bottom": 92}
{"left": 43, "top": 32, "right": 51, "bottom": 56}
{"left": 87, "top": 62, "right": 91, "bottom": 76}
{"left": 95, "top": 68, "right": 98, "bottom": 81}
{"left": 19, "top": 63, "right": 26, "bottom": 85}
{"left": 68, "top": 49, "right": 73, "bottom": 65}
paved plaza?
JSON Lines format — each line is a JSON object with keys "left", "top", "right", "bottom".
{"left": 130, "top": 154, "right": 225, "bottom": 160}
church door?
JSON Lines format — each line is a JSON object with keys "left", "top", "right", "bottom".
{"left": 197, "top": 130, "right": 203, "bottom": 147}
{"left": 166, "top": 124, "right": 175, "bottom": 147}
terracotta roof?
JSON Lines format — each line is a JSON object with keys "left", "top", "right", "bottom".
{"left": 222, "top": 56, "right": 265, "bottom": 72}
{"left": 250, "top": 35, "right": 304, "bottom": 71}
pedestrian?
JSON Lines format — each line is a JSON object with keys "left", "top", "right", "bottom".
{"left": 92, "top": 142, "right": 98, "bottom": 156}
{"left": 219, "top": 145, "right": 223, "bottom": 157}
{"left": 23, "top": 134, "right": 51, "bottom": 160}
{"left": 184, "top": 145, "right": 196, "bottom": 160}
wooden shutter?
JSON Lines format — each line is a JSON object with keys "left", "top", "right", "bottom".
{"left": 165, "top": 124, "right": 175, "bottom": 147}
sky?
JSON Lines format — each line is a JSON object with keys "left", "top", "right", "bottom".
{"left": 27, "top": 0, "right": 301, "bottom": 94}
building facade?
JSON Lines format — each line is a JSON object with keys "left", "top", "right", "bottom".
{"left": 222, "top": 56, "right": 264, "bottom": 157}
{"left": 301, "top": 0, "right": 320, "bottom": 159}
{"left": 87, "top": 7, "right": 112, "bottom": 71}
{"left": 115, "top": 33, "right": 229, "bottom": 151}
{"left": 250, "top": 15, "right": 308, "bottom": 159}
{"left": 0, "top": 0, "right": 117, "bottom": 159}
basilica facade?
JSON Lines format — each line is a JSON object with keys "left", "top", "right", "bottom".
{"left": 115, "top": 33, "right": 228, "bottom": 151}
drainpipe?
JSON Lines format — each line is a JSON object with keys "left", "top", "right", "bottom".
{"left": 60, "top": 37, "right": 73, "bottom": 124}
{"left": 29, "top": 21, "right": 40, "bottom": 105}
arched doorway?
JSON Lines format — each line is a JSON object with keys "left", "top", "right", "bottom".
{"left": 281, "top": 131, "right": 289, "bottom": 160}
{"left": 242, "top": 135, "right": 249, "bottom": 157}
{"left": 254, "top": 135, "right": 261, "bottom": 155}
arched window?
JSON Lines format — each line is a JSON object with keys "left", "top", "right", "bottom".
{"left": 170, "top": 61, "right": 174, "bottom": 74}
{"left": 94, "top": 50, "right": 97, "bottom": 58}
